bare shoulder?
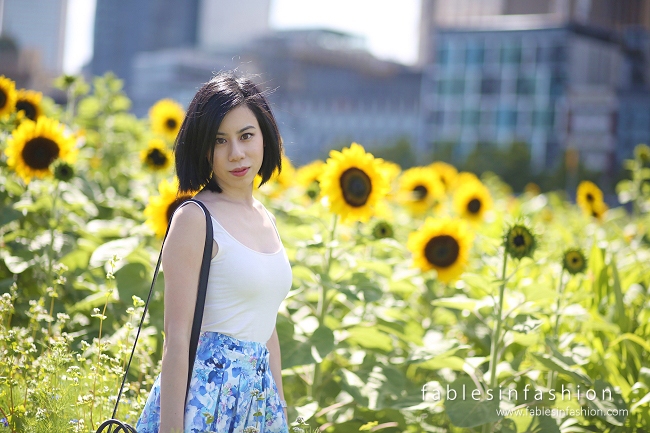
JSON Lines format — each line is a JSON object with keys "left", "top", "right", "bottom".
{"left": 163, "top": 201, "right": 207, "bottom": 257}
{"left": 255, "top": 199, "right": 276, "bottom": 223}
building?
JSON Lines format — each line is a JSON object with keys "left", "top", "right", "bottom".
{"left": 92, "top": 0, "right": 200, "bottom": 92}
{"left": 0, "top": 0, "right": 68, "bottom": 90}
{"left": 130, "top": 29, "right": 422, "bottom": 165}
{"left": 418, "top": 0, "right": 650, "bottom": 172}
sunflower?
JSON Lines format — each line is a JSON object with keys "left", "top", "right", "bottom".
{"left": 562, "top": 248, "right": 587, "bottom": 275}
{"left": 407, "top": 218, "right": 473, "bottom": 283}
{"left": 149, "top": 99, "right": 184, "bottom": 142}
{"left": 398, "top": 166, "right": 444, "bottom": 214}
{"left": 296, "top": 160, "right": 325, "bottom": 199}
{"left": 429, "top": 161, "right": 458, "bottom": 192}
{"left": 377, "top": 159, "right": 402, "bottom": 184}
{"left": 504, "top": 224, "right": 536, "bottom": 260}
{"left": 0, "top": 75, "right": 17, "bottom": 119}
{"left": 634, "top": 143, "right": 650, "bottom": 164}
{"left": 53, "top": 161, "right": 75, "bottom": 182}
{"left": 576, "top": 181, "right": 603, "bottom": 215}
{"left": 15, "top": 89, "right": 43, "bottom": 121}
{"left": 144, "top": 178, "right": 195, "bottom": 238}
{"left": 140, "top": 138, "right": 172, "bottom": 171}
{"left": 296, "top": 160, "right": 325, "bottom": 187}
{"left": 318, "top": 142, "right": 390, "bottom": 223}
{"left": 273, "top": 154, "right": 296, "bottom": 188}
{"left": 453, "top": 179, "right": 493, "bottom": 222}
{"left": 5, "top": 117, "right": 77, "bottom": 183}
{"left": 590, "top": 200, "right": 609, "bottom": 221}
{"left": 524, "top": 182, "right": 541, "bottom": 196}
{"left": 372, "top": 220, "right": 394, "bottom": 239}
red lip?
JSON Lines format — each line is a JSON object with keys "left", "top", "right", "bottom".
{"left": 230, "top": 167, "right": 249, "bottom": 176}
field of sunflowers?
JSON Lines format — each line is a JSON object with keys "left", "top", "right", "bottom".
{"left": 0, "top": 72, "right": 650, "bottom": 433}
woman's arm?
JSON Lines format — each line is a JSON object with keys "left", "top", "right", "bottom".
{"left": 267, "top": 327, "right": 287, "bottom": 421}
{"left": 159, "top": 204, "right": 208, "bottom": 433}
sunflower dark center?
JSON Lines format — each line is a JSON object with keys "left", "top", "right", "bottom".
{"left": 513, "top": 234, "right": 525, "bottom": 247}
{"left": 21, "top": 137, "right": 60, "bottom": 170}
{"left": 166, "top": 197, "right": 190, "bottom": 223}
{"left": 592, "top": 210, "right": 598, "bottom": 218}
{"left": 413, "top": 185, "right": 428, "bottom": 200}
{"left": 467, "top": 198, "right": 482, "bottom": 214}
{"left": 424, "top": 235, "right": 460, "bottom": 268}
{"left": 165, "top": 118, "right": 178, "bottom": 130}
{"left": 0, "top": 90, "right": 6, "bottom": 108}
{"left": 16, "top": 100, "right": 37, "bottom": 121}
{"left": 571, "top": 256, "right": 579, "bottom": 264}
{"left": 148, "top": 148, "right": 168, "bottom": 166}
{"left": 586, "top": 193, "right": 594, "bottom": 202}
{"left": 340, "top": 167, "right": 372, "bottom": 207}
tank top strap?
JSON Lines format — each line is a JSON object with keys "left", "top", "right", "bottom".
{"left": 262, "top": 205, "right": 281, "bottom": 243}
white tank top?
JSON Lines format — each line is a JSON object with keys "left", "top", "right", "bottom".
{"left": 181, "top": 200, "right": 292, "bottom": 343}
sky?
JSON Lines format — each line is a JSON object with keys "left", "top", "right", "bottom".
{"left": 63, "top": 0, "right": 421, "bottom": 74}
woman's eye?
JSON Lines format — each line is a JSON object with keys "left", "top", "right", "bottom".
{"left": 241, "top": 133, "right": 253, "bottom": 140}
{"left": 215, "top": 138, "right": 226, "bottom": 145}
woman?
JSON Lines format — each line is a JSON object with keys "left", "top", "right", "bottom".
{"left": 137, "top": 72, "right": 291, "bottom": 433}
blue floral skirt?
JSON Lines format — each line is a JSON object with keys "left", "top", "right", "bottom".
{"left": 136, "top": 331, "right": 288, "bottom": 432}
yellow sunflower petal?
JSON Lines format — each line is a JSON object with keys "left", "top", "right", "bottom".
{"left": 407, "top": 217, "right": 473, "bottom": 283}
{"left": 5, "top": 117, "right": 77, "bottom": 183}
{"left": 318, "top": 142, "right": 391, "bottom": 223}
{"left": 15, "top": 89, "right": 43, "bottom": 121}
{"left": 140, "top": 138, "right": 173, "bottom": 171}
{"left": 149, "top": 99, "right": 185, "bottom": 142}
{"left": 296, "top": 160, "right": 325, "bottom": 187}
{"left": 0, "top": 75, "right": 17, "bottom": 119}
{"left": 576, "top": 181, "right": 604, "bottom": 215}
{"left": 453, "top": 179, "right": 493, "bottom": 222}
{"left": 398, "top": 166, "right": 445, "bottom": 214}
{"left": 144, "top": 178, "right": 195, "bottom": 238}
{"left": 429, "top": 161, "right": 458, "bottom": 192}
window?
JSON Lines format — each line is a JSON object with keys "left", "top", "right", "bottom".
{"left": 481, "top": 77, "right": 501, "bottom": 95}
{"left": 466, "top": 43, "right": 484, "bottom": 66}
{"left": 500, "top": 43, "right": 522, "bottom": 65}
{"left": 533, "top": 109, "right": 555, "bottom": 128}
{"left": 438, "top": 79, "right": 465, "bottom": 95}
{"left": 497, "top": 108, "right": 517, "bottom": 128}
{"left": 516, "top": 76, "right": 536, "bottom": 95}
{"left": 462, "top": 110, "right": 480, "bottom": 126}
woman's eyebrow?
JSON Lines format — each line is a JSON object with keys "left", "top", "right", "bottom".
{"left": 216, "top": 125, "right": 255, "bottom": 135}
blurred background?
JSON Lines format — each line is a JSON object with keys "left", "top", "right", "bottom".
{"left": 2, "top": 0, "right": 650, "bottom": 194}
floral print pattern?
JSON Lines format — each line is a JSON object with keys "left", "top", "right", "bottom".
{"left": 137, "top": 332, "right": 288, "bottom": 432}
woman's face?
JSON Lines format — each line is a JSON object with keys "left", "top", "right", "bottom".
{"left": 209, "top": 104, "right": 264, "bottom": 192}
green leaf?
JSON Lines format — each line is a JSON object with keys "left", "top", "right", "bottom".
{"left": 431, "top": 296, "right": 484, "bottom": 312}
{"left": 3, "top": 255, "right": 31, "bottom": 274}
{"left": 530, "top": 353, "right": 592, "bottom": 386}
{"left": 585, "top": 380, "right": 627, "bottom": 426}
{"left": 610, "top": 259, "right": 629, "bottom": 332}
{"left": 89, "top": 237, "right": 140, "bottom": 268}
{"left": 345, "top": 326, "right": 393, "bottom": 352}
{"left": 0, "top": 206, "right": 22, "bottom": 226}
{"left": 445, "top": 377, "right": 502, "bottom": 428}
{"left": 310, "top": 325, "right": 335, "bottom": 358}
{"left": 115, "top": 263, "right": 151, "bottom": 304}
{"left": 280, "top": 338, "right": 315, "bottom": 369}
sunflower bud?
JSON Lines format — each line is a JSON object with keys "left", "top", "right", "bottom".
{"left": 54, "top": 161, "right": 75, "bottom": 182}
{"left": 634, "top": 143, "right": 650, "bottom": 165}
{"left": 372, "top": 220, "right": 394, "bottom": 239}
{"left": 562, "top": 248, "right": 586, "bottom": 275}
{"left": 504, "top": 224, "right": 536, "bottom": 260}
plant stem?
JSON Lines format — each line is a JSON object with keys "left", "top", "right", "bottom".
{"left": 46, "top": 182, "right": 61, "bottom": 290}
{"left": 547, "top": 269, "right": 566, "bottom": 390}
{"left": 313, "top": 214, "right": 338, "bottom": 402}
{"left": 483, "top": 252, "right": 508, "bottom": 433}
{"left": 489, "top": 253, "right": 508, "bottom": 390}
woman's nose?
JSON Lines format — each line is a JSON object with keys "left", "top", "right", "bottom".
{"left": 229, "top": 140, "right": 245, "bottom": 160}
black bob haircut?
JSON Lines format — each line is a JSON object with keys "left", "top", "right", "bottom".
{"left": 174, "top": 71, "right": 283, "bottom": 194}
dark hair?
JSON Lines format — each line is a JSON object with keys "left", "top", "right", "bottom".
{"left": 174, "top": 71, "right": 283, "bottom": 193}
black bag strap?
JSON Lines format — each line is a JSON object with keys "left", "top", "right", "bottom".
{"left": 111, "top": 198, "right": 213, "bottom": 418}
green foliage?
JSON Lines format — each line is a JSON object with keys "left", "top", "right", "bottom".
{"left": 0, "top": 73, "right": 649, "bottom": 432}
